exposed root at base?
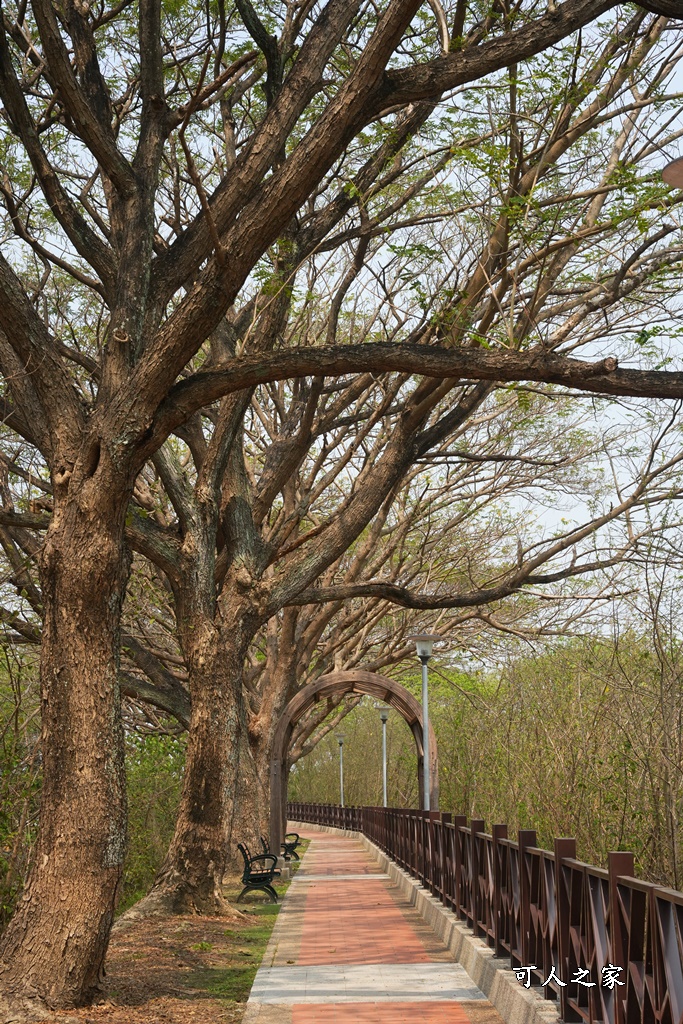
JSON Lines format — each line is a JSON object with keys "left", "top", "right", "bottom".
{"left": 114, "top": 886, "right": 246, "bottom": 932}
{"left": 0, "top": 994, "right": 81, "bottom": 1024}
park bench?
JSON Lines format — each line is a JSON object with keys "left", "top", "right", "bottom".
{"left": 260, "top": 832, "right": 301, "bottom": 861}
{"left": 237, "top": 842, "right": 279, "bottom": 903}
{"left": 282, "top": 832, "right": 301, "bottom": 860}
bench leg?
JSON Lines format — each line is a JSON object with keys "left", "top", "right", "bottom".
{"left": 237, "top": 883, "right": 278, "bottom": 904}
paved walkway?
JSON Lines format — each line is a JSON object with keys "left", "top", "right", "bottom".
{"left": 244, "top": 828, "right": 509, "bottom": 1024}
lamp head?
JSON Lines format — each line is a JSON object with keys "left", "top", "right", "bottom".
{"left": 663, "top": 157, "right": 683, "bottom": 189}
{"left": 407, "top": 632, "right": 442, "bottom": 660}
{"left": 379, "top": 710, "right": 389, "bottom": 723}
{"left": 336, "top": 734, "right": 344, "bottom": 746}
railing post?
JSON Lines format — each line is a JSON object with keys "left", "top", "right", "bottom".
{"left": 554, "top": 837, "right": 576, "bottom": 1022}
{"left": 405, "top": 812, "right": 411, "bottom": 874}
{"left": 428, "top": 810, "right": 440, "bottom": 897}
{"left": 518, "top": 829, "right": 537, "bottom": 968}
{"left": 609, "top": 851, "right": 634, "bottom": 1024}
{"left": 453, "top": 814, "right": 467, "bottom": 916}
{"left": 397, "top": 810, "right": 403, "bottom": 868}
{"left": 471, "top": 818, "right": 485, "bottom": 935}
{"left": 441, "top": 813, "right": 452, "bottom": 906}
{"left": 403, "top": 810, "right": 409, "bottom": 871}
{"left": 493, "top": 824, "right": 508, "bottom": 955}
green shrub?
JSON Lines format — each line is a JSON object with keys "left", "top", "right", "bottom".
{"left": 0, "top": 651, "right": 41, "bottom": 935}
{"left": 119, "top": 731, "right": 185, "bottom": 913}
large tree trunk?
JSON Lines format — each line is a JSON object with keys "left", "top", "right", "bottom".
{"left": 231, "top": 614, "right": 301, "bottom": 859}
{"left": 143, "top": 613, "right": 249, "bottom": 914}
{"left": 0, "top": 493, "right": 130, "bottom": 1017}
{"left": 230, "top": 725, "right": 267, "bottom": 856}
{"left": 229, "top": 719, "right": 283, "bottom": 858}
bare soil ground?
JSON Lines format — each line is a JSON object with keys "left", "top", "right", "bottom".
{"left": 36, "top": 876, "right": 281, "bottom": 1024}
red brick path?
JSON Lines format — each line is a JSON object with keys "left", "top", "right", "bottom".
{"left": 292, "top": 1002, "right": 473, "bottom": 1022}
{"left": 298, "top": 878, "right": 433, "bottom": 965}
{"left": 286, "top": 831, "right": 505, "bottom": 1024}
{"left": 247, "top": 829, "right": 508, "bottom": 1024}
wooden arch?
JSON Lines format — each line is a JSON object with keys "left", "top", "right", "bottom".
{"left": 269, "top": 669, "right": 439, "bottom": 851}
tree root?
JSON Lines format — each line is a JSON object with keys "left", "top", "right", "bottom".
{"left": 0, "top": 994, "right": 81, "bottom": 1024}
{"left": 113, "top": 885, "right": 246, "bottom": 933}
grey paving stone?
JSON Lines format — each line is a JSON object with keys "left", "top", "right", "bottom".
{"left": 291, "top": 873, "right": 391, "bottom": 881}
{"left": 249, "top": 962, "right": 488, "bottom": 1004}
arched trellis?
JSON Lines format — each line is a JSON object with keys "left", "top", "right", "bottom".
{"left": 269, "top": 669, "right": 439, "bottom": 852}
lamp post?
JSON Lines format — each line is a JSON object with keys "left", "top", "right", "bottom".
{"left": 379, "top": 709, "right": 389, "bottom": 807}
{"left": 407, "top": 633, "right": 441, "bottom": 810}
{"left": 337, "top": 734, "right": 345, "bottom": 807}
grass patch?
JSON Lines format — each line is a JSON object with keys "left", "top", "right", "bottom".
{"left": 185, "top": 964, "right": 259, "bottom": 1003}
{"left": 249, "top": 901, "right": 280, "bottom": 916}
{"left": 186, "top": 836, "right": 310, "bottom": 1007}
{"left": 185, "top": 918, "right": 276, "bottom": 1004}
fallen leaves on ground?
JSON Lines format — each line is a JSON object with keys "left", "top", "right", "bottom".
{"left": 37, "top": 880, "right": 277, "bottom": 1024}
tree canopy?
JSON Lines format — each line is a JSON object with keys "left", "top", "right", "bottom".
{"left": 1, "top": 0, "right": 683, "bottom": 1016}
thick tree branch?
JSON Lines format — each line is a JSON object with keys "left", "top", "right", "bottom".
{"left": 0, "top": 605, "right": 40, "bottom": 643}
{"left": 31, "top": 0, "right": 137, "bottom": 196}
{"left": 125, "top": 512, "right": 182, "bottom": 582}
{"left": 234, "top": 0, "right": 281, "bottom": 103}
{"left": 135, "top": 0, "right": 166, "bottom": 173}
{"left": 142, "top": 345, "right": 683, "bottom": 456}
{"left": 119, "top": 670, "right": 191, "bottom": 729}
{"left": 150, "top": 0, "right": 364, "bottom": 309}
{"left": 62, "top": 0, "right": 115, "bottom": 134}
{"left": 0, "top": 18, "right": 116, "bottom": 292}
{"left": 377, "top": 0, "right": 663, "bottom": 108}
{"left": 638, "top": 0, "right": 683, "bottom": 13}
{"left": 0, "top": 344, "right": 50, "bottom": 453}
{"left": 120, "top": 633, "right": 191, "bottom": 728}
{"left": 0, "top": 254, "right": 85, "bottom": 454}
{"left": 0, "top": 509, "right": 50, "bottom": 529}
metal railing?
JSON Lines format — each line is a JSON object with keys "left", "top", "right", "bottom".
{"left": 289, "top": 801, "right": 362, "bottom": 832}
{"left": 288, "top": 801, "right": 683, "bottom": 1024}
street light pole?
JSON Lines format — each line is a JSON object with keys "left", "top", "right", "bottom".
{"left": 337, "top": 734, "right": 345, "bottom": 807}
{"left": 380, "top": 710, "right": 389, "bottom": 807}
{"left": 420, "top": 655, "right": 430, "bottom": 811}
{"left": 408, "top": 633, "right": 441, "bottom": 811}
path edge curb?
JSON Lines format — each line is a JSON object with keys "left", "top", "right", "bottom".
{"left": 289, "top": 820, "right": 561, "bottom": 1024}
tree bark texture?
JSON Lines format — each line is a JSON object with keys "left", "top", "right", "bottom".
{"left": 0, "top": 495, "right": 130, "bottom": 1013}
{"left": 231, "top": 616, "right": 302, "bottom": 856}
{"left": 145, "top": 613, "right": 250, "bottom": 913}
{"left": 228, "top": 727, "right": 267, "bottom": 861}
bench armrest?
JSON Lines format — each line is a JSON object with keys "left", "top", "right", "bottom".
{"left": 248, "top": 853, "right": 277, "bottom": 869}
